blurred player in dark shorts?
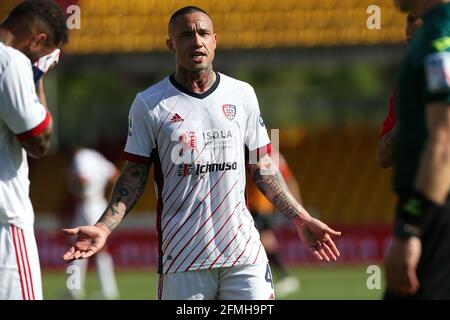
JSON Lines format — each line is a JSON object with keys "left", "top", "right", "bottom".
{"left": 384, "top": 0, "right": 450, "bottom": 299}
{"left": 247, "top": 149, "right": 302, "bottom": 297}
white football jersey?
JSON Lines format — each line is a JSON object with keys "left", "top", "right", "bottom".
{"left": 71, "top": 148, "right": 116, "bottom": 202}
{"left": 70, "top": 148, "right": 117, "bottom": 225}
{"left": 0, "top": 42, "right": 50, "bottom": 230}
{"left": 124, "top": 73, "right": 271, "bottom": 274}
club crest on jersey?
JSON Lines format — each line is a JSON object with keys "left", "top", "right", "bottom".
{"left": 222, "top": 104, "right": 236, "bottom": 121}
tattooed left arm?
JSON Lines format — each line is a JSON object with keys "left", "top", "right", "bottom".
{"left": 246, "top": 155, "right": 308, "bottom": 222}
{"left": 247, "top": 154, "right": 342, "bottom": 261}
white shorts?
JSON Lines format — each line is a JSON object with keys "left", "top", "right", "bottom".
{"left": 0, "top": 223, "right": 43, "bottom": 300}
{"left": 158, "top": 263, "right": 275, "bottom": 300}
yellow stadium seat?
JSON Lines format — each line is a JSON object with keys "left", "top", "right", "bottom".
{"left": 67, "top": 0, "right": 407, "bottom": 53}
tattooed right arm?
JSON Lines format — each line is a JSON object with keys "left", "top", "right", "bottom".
{"left": 95, "top": 161, "right": 150, "bottom": 234}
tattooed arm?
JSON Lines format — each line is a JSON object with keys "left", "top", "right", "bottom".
{"left": 96, "top": 161, "right": 150, "bottom": 233}
{"left": 62, "top": 161, "right": 150, "bottom": 262}
{"left": 376, "top": 124, "right": 397, "bottom": 168}
{"left": 247, "top": 155, "right": 307, "bottom": 221}
{"left": 247, "top": 154, "right": 341, "bottom": 262}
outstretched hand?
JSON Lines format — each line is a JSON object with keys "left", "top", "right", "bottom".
{"left": 62, "top": 225, "right": 109, "bottom": 262}
{"left": 294, "top": 217, "right": 342, "bottom": 262}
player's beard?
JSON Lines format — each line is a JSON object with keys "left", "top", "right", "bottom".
{"left": 394, "top": 0, "right": 413, "bottom": 12}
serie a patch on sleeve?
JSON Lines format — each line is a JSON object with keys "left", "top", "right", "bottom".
{"left": 425, "top": 51, "right": 450, "bottom": 93}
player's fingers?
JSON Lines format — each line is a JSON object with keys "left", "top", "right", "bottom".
{"left": 309, "top": 243, "right": 323, "bottom": 261}
{"left": 62, "top": 247, "right": 75, "bottom": 261}
{"left": 318, "top": 248, "right": 331, "bottom": 262}
{"left": 324, "top": 237, "right": 340, "bottom": 258}
{"left": 311, "top": 250, "right": 323, "bottom": 261}
{"left": 322, "top": 242, "right": 337, "bottom": 261}
{"left": 73, "top": 250, "right": 83, "bottom": 259}
{"left": 80, "top": 250, "right": 95, "bottom": 259}
{"left": 63, "top": 255, "right": 77, "bottom": 262}
{"left": 311, "top": 242, "right": 330, "bottom": 262}
{"left": 62, "top": 228, "right": 79, "bottom": 235}
{"left": 326, "top": 227, "right": 342, "bottom": 237}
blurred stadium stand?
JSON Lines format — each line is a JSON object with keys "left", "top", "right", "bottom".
{"left": 0, "top": 0, "right": 407, "bottom": 53}
{"left": 66, "top": 0, "right": 405, "bottom": 53}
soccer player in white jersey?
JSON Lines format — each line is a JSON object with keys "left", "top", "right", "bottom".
{"left": 63, "top": 6, "right": 341, "bottom": 300}
{"left": 65, "top": 147, "right": 120, "bottom": 300}
{"left": 0, "top": 0, "right": 68, "bottom": 300}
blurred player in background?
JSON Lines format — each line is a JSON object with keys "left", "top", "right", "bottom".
{"left": 385, "top": 0, "right": 450, "bottom": 299}
{"left": 376, "top": 13, "right": 422, "bottom": 168}
{"left": 62, "top": 6, "right": 341, "bottom": 300}
{"left": 64, "top": 146, "right": 120, "bottom": 300}
{"left": 0, "top": 0, "right": 68, "bottom": 300}
{"left": 246, "top": 149, "right": 302, "bottom": 297}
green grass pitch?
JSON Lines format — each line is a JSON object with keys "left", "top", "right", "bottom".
{"left": 42, "top": 265, "right": 385, "bottom": 300}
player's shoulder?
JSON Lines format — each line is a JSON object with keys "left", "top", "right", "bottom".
{"left": 218, "top": 72, "right": 255, "bottom": 94}
{"left": 135, "top": 77, "right": 172, "bottom": 112}
{"left": 0, "top": 43, "right": 11, "bottom": 75}
{"left": 75, "top": 148, "right": 103, "bottom": 162}
{"left": 218, "top": 73, "right": 258, "bottom": 114}
{"left": 0, "top": 42, "right": 31, "bottom": 78}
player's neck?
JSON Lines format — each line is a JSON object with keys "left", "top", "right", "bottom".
{"left": 174, "top": 65, "right": 216, "bottom": 95}
{"left": 0, "top": 27, "right": 15, "bottom": 47}
{"left": 414, "top": 0, "right": 450, "bottom": 17}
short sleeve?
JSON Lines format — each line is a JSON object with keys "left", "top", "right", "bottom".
{"left": 0, "top": 58, "right": 49, "bottom": 140}
{"left": 424, "top": 34, "right": 450, "bottom": 104}
{"left": 124, "top": 94, "right": 156, "bottom": 164}
{"left": 244, "top": 85, "right": 271, "bottom": 158}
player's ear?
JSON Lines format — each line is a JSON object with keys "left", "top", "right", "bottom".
{"left": 166, "top": 38, "right": 175, "bottom": 53}
{"left": 29, "top": 33, "right": 48, "bottom": 49}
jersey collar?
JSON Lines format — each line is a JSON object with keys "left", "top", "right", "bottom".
{"left": 169, "top": 72, "right": 220, "bottom": 99}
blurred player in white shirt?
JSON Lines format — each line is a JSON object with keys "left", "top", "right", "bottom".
{"left": 65, "top": 147, "right": 120, "bottom": 300}
{"left": 63, "top": 6, "right": 341, "bottom": 300}
{"left": 0, "top": 0, "right": 68, "bottom": 300}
